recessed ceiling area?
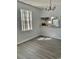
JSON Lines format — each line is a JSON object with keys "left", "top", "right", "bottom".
{"left": 18, "top": 0, "right": 61, "bottom": 8}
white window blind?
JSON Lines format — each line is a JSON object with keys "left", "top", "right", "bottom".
{"left": 20, "top": 9, "right": 32, "bottom": 31}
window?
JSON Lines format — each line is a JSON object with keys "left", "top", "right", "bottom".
{"left": 20, "top": 9, "right": 32, "bottom": 31}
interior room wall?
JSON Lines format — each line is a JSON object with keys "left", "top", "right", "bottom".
{"left": 17, "top": 1, "right": 41, "bottom": 44}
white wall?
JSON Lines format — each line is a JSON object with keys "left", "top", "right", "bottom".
{"left": 17, "top": 1, "right": 41, "bottom": 44}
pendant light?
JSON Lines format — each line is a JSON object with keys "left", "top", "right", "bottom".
{"left": 45, "top": 0, "right": 56, "bottom": 11}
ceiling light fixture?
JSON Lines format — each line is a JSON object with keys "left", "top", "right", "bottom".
{"left": 45, "top": 0, "right": 56, "bottom": 11}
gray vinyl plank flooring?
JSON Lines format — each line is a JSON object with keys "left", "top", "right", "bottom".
{"left": 17, "top": 36, "right": 61, "bottom": 59}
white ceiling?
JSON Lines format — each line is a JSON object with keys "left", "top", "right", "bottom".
{"left": 18, "top": 0, "right": 61, "bottom": 8}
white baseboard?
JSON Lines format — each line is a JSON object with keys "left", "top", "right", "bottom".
{"left": 17, "top": 34, "right": 40, "bottom": 44}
